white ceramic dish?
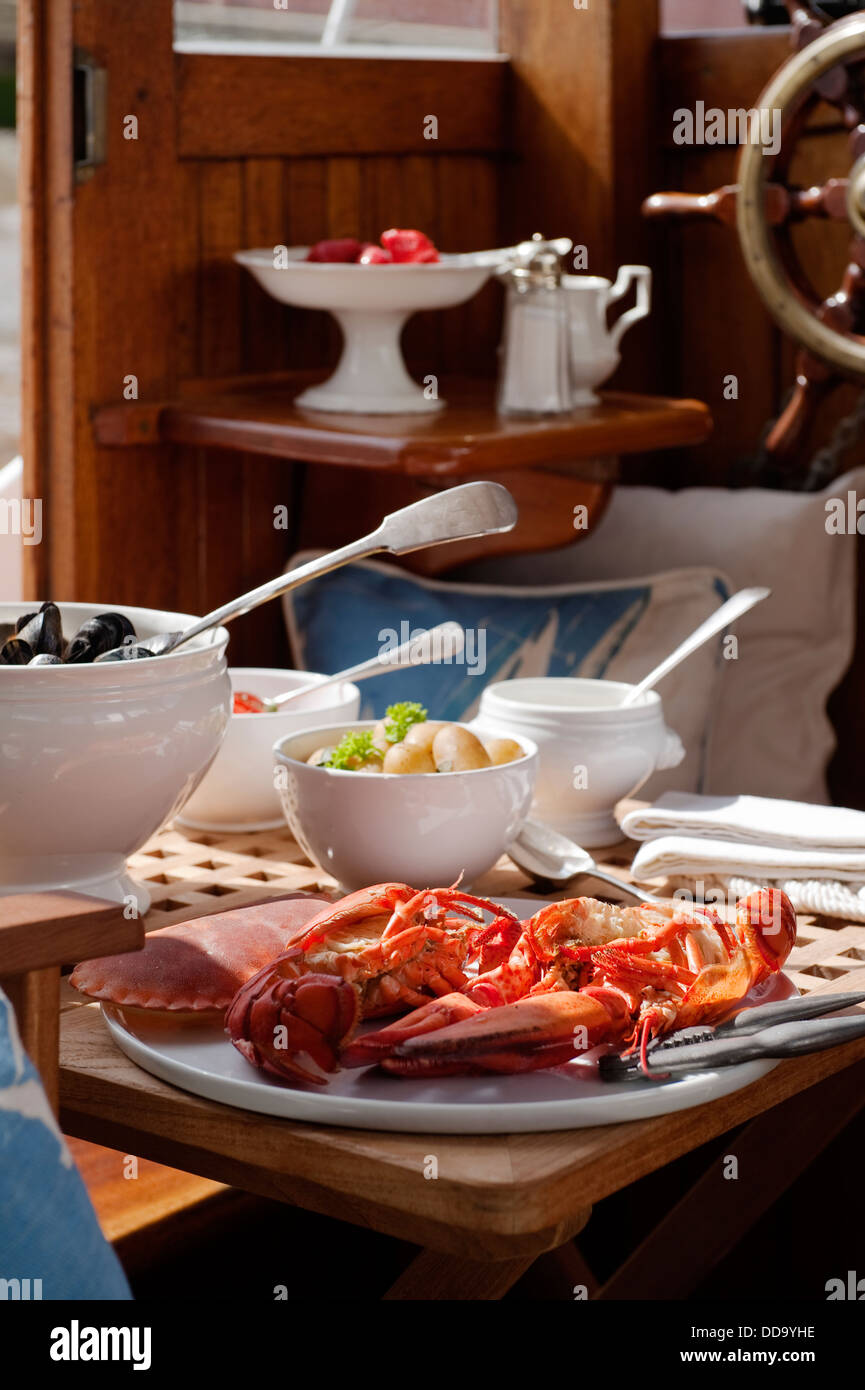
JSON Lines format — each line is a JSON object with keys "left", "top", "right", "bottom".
{"left": 176, "top": 668, "right": 361, "bottom": 833}
{"left": 101, "top": 898, "right": 795, "bottom": 1135}
{"left": 273, "top": 721, "right": 538, "bottom": 891}
{"left": 0, "top": 601, "right": 231, "bottom": 909}
{"left": 563, "top": 265, "right": 652, "bottom": 406}
{"left": 473, "top": 677, "right": 685, "bottom": 847}
{"left": 235, "top": 246, "right": 492, "bottom": 414}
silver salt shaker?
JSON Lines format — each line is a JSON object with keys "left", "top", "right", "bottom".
{"left": 496, "top": 237, "right": 572, "bottom": 417}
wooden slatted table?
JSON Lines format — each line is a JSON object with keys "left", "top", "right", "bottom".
{"left": 58, "top": 824, "right": 865, "bottom": 1299}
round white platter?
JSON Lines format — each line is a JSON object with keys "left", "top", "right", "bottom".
{"left": 103, "top": 896, "right": 796, "bottom": 1135}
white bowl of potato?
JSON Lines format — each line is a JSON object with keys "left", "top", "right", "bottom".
{"left": 272, "top": 706, "right": 537, "bottom": 891}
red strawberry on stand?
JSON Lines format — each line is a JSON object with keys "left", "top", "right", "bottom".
{"left": 357, "top": 243, "right": 393, "bottom": 264}
{"left": 380, "top": 228, "right": 440, "bottom": 263}
{"left": 306, "top": 238, "right": 363, "bottom": 263}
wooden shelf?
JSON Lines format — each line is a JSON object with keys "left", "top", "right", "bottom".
{"left": 93, "top": 374, "right": 712, "bottom": 478}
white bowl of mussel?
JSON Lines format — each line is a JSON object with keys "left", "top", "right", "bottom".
{"left": 0, "top": 600, "right": 231, "bottom": 909}
{"left": 272, "top": 706, "right": 538, "bottom": 891}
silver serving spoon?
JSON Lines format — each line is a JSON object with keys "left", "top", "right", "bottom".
{"left": 508, "top": 818, "right": 661, "bottom": 904}
{"left": 445, "top": 236, "right": 573, "bottom": 268}
{"left": 96, "top": 483, "right": 517, "bottom": 661}
{"left": 620, "top": 586, "right": 770, "bottom": 706}
{"left": 261, "top": 621, "right": 465, "bottom": 710}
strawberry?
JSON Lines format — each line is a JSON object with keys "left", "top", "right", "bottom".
{"left": 380, "top": 228, "right": 440, "bottom": 263}
{"left": 357, "top": 243, "right": 394, "bottom": 264}
{"left": 306, "top": 238, "right": 363, "bottom": 263}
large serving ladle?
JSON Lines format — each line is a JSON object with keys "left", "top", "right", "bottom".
{"left": 96, "top": 482, "right": 518, "bottom": 661}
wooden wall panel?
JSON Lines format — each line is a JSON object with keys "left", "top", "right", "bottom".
{"left": 176, "top": 55, "right": 507, "bottom": 160}
{"left": 165, "top": 146, "right": 505, "bottom": 665}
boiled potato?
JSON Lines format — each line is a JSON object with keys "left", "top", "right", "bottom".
{"left": 383, "top": 742, "right": 436, "bottom": 775}
{"left": 371, "top": 719, "right": 390, "bottom": 753}
{"left": 432, "top": 724, "right": 491, "bottom": 773}
{"left": 483, "top": 736, "right": 524, "bottom": 767}
{"left": 403, "top": 720, "right": 450, "bottom": 753}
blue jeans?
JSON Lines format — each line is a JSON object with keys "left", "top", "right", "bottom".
{"left": 0, "top": 987, "right": 131, "bottom": 1300}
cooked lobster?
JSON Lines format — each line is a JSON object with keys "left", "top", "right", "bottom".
{"left": 225, "top": 887, "right": 796, "bottom": 1083}
{"left": 224, "top": 882, "right": 517, "bottom": 1083}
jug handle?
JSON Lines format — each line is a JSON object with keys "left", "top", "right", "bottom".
{"left": 608, "top": 265, "right": 652, "bottom": 348}
{"left": 657, "top": 727, "right": 686, "bottom": 772}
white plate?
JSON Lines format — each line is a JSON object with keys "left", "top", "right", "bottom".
{"left": 103, "top": 897, "right": 797, "bottom": 1134}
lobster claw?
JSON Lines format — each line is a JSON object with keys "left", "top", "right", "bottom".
{"left": 341, "top": 992, "right": 484, "bottom": 1068}
{"left": 226, "top": 966, "right": 361, "bottom": 1085}
{"left": 374, "top": 990, "right": 631, "bottom": 1077}
{"left": 735, "top": 889, "right": 797, "bottom": 970}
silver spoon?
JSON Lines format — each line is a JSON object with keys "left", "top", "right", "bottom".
{"left": 508, "top": 818, "right": 661, "bottom": 904}
{"left": 445, "top": 236, "right": 573, "bottom": 268}
{"left": 621, "top": 586, "right": 770, "bottom": 706}
{"left": 96, "top": 483, "right": 517, "bottom": 661}
{"left": 261, "top": 621, "right": 465, "bottom": 710}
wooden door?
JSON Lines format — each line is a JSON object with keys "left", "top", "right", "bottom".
{"left": 19, "top": 0, "right": 660, "bottom": 664}
{"left": 19, "top": 0, "right": 509, "bottom": 664}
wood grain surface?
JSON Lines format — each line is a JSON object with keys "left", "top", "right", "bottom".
{"left": 58, "top": 820, "right": 865, "bottom": 1262}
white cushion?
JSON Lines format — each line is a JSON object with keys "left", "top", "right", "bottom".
{"left": 463, "top": 467, "right": 865, "bottom": 805}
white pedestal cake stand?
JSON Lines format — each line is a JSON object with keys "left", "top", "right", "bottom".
{"left": 234, "top": 246, "right": 494, "bottom": 414}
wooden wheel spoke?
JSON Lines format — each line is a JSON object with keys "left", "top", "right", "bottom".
{"left": 643, "top": 184, "right": 811, "bottom": 229}
{"left": 787, "top": 179, "right": 849, "bottom": 221}
{"left": 818, "top": 247, "right": 865, "bottom": 334}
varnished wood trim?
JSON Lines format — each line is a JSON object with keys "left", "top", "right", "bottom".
{"left": 176, "top": 55, "right": 508, "bottom": 160}
{"left": 657, "top": 30, "right": 845, "bottom": 150}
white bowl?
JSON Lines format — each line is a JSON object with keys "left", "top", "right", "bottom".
{"left": 273, "top": 720, "right": 538, "bottom": 891}
{"left": 235, "top": 246, "right": 492, "bottom": 414}
{"left": 0, "top": 601, "right": 231, "bottom": 909}
{"left": 176, "top": 668, "right": 361, "bottom": 833}
{"left": 473, "top": 678, "right": 685, "bottom": 847}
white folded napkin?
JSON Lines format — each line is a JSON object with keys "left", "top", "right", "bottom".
{"left": 628, "top": 833, "right": 865, "bottom": 882}
{"left": 620, "top": 792, "right": 865, "bottom": 921}
{"left": 622, "top": 792, "right": 865, "bottom": 854}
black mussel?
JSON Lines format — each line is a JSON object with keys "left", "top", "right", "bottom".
{"left": 66, "top": 612, "right": 137, "bottom": 663}
{"left": 28, "top": 652, "right": 64, "bottom": 665}
{"left": 14, "top": 611, "right": 37, "bottom": 632}
{"left": 0, "top": 637, "right": 35, "bottom": 665}
{"left": 16, "top": 601, "right": 66, "bottom": 658}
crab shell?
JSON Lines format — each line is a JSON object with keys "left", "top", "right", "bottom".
{"left": 69, "top": 892, "right": 332, "bottom": 1014}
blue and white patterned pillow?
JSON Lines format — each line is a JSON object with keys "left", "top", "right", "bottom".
{"left": 0, "top": 989, "right": 131, "bottom": 1300}
{"left": 283, "top": 557, "right": 731, "bottom": 797}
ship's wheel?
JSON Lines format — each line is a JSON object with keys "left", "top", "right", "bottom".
{"left": 645, "top": 1, "right": 865, "bottom": 469}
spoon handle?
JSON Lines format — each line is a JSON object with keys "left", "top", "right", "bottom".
{"left": 622, "top": 586, "right": 770, "bottom": 706}
{"left": 589, "top": 868, "right": 660, "bottom": 905}
{"left": 174, "top": 534, "right": 383, "bottom": 652}
{"left": 271, "top": 622, "right": 466, "bottom": 708}
{"left": 171, "top": 482, "right": 515, "bottom": 653}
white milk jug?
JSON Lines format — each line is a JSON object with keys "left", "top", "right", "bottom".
{"left": 564, "top": 265, "right": 652, "bottom": 405}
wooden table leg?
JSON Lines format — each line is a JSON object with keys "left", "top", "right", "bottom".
{"left": 384, "top": 1207, "right": 595, "bottom": 1300}
{"left": 2, "top": 966, "right": 60, "bottom": 1113}
{"left": 383, "top": 1250, "right": 538, "bottom": 1300}
{"left": 596, "top": 1060, "right": 865, "bottom": 1300}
